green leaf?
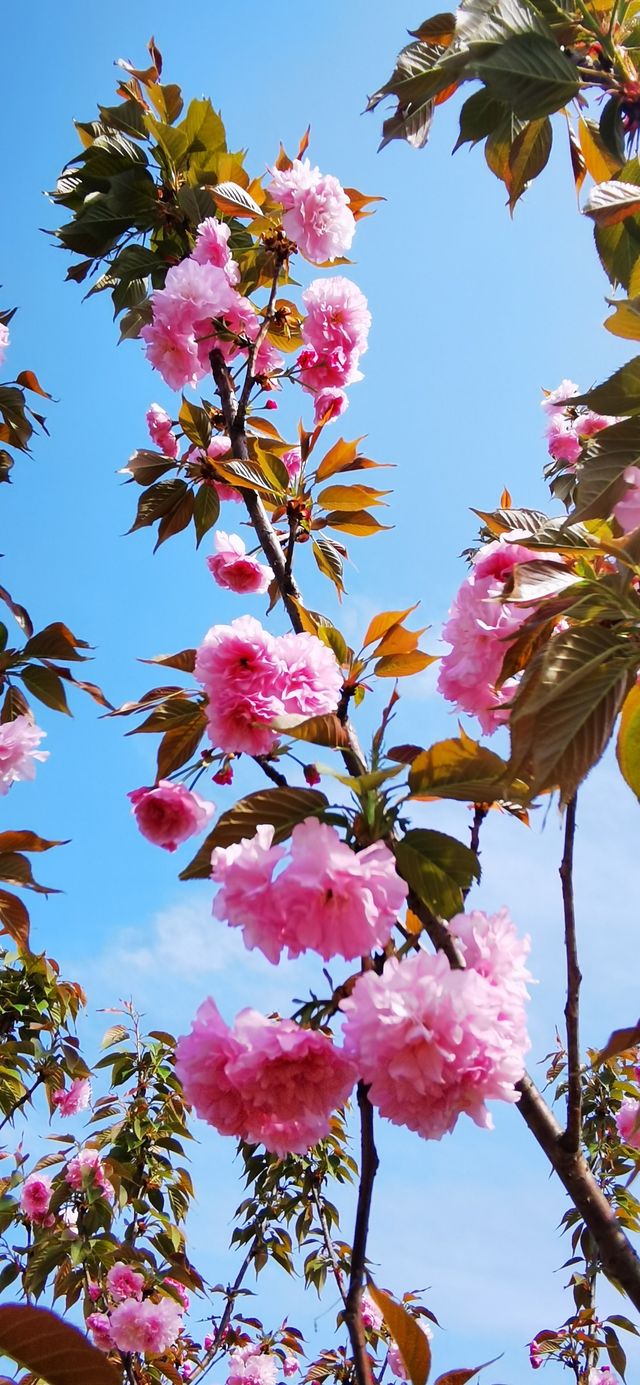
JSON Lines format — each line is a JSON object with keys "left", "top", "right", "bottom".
{"left": 179, "top": 397, "right": 211, "bottom": 448}
{"left": 402, "top": 828, "right": 481, "bottom": 889}
{"left": 473, "top": 32, "right": 580, "bottom": 120}
{"left": 408, "top": 733, "right": 511, "bottom": 801}
{"left": 212, "top": 182, "right": 262, "bottom": 218}
{"left": 394, "top": 838, "right": 464, "bottom": 919}
{"left": 454, "top": 89, "right": 506, "bottom": 150}
{"left": 574, "top": 357, "right": 640, "bottom": 417}
{"left": 574, "top": 415, "right": 640, "bottom": 520}
{"left": 180, "top": 787, "right": 328, "bottom": 880}
{"left": 367, "top": 1284, "right": 431, "bottom": 1385}
{"left": 509, "top": 623, "right": 635, "bottom": 800}
{"left": 0, "top": 1303, "right": 120, "bottom": 1385}
{"left": 507, "top": 116, "right": 552, "bottom": 208}
{"left": 193, "top": 483, "right": 220, "bottom": 547}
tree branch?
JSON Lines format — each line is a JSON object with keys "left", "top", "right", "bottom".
{"left": 311, "top": 1186, "right": 349, "bottom": 1308}
{"left": 253, "top": 755, "right": 289, "bottom": 788}
{"left": 560, "top": 794, "right": 582, "bottom": 1155}
{"left": 344, "top": 1083, "right": 379, "bottom": 1385}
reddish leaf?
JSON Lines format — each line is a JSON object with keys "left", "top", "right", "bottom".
{"left": 15, "top": 370, "right": 52, "bottom": 400}
{"left": 0, "top": 889, "right": 30, "bottom": 950}
{"left": 141, "top": 649, "right": 197, "bottom": 673}
{"left": 363, "top": 606, "right": 419, "bottom": 647}
{"left": 0, "top": 831, "right": 65, "bottom": 853}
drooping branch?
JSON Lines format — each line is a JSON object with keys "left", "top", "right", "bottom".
{"left": 344, "top": 1082, "right": 379, "bottom": 1385}
{"left": 560, "top": 794, "right": 582, "bottom": 1154}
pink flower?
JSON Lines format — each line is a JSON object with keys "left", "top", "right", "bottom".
{"left": 360, "top": 1292, "right": 383, "bottom": 1332}
{"left": 616, "top": 1096, "right": 640, "bottom": 1149}
{"left": 227, "top": 1347, "right": 278, "bottom": 1385}
{"left": 0, "top": 322, "right": 9, "bottom": 366}
{"left": 451, "top": 907, "right": 532, "bottom": 1020}
{"left": 181, "top": 1367, "right": 194, "bottom": 1382}
{"left": 176, "top": 1000, "right": 356, "bottom": 1155}
{"left": 20, "top": 1174, "right": 52, "bottom": 1223}
{"left": 141, "top": 317, "right": 201, "bottom": 392}
{"left": 614, "top": 465, "right": 640, "bottom": 532}
{"left": 129, "top": 780, "right": 214, "bottom": 852}
{"left": 541, "top": 379, "right": 579, "bottom": 413}
{"left": 192, "top": 218, "right": 240, "bottom": 284}
{"left": 255, "top": 337, "right": 284, "bottom": 381}
{"left": 282, "top": 1355, "right": 299, "bottom": 1377}
{"left": 195, "top": 618, "right": 342, "bottom": 756}
{"left": 65, "top": 1147, "right": 113, "bottom": 1199}
{"left": 546, "top": 416, "right": 582, "bottom": 465}
{"left": 52, "top": 1078, "right": 91, "bottom": 1118}
{"left": 304, "top": 763, "right": 321, "bottom": 786}
{"left": 214, "top": 764, "right": 234, "bottom": 786}
{"left": 302, "top": 277, "right": 370, "bottom": 360}
{"left": 268, "top": 159, "right": 355, "bottom": 264}
{"left": 106, "top": 1261, "right": 146, "bottom": 1303}
{"left": 436, "top": 540, "right": 537, "bottom": 734}
{"left": 212, "top": 824, "right": 287, "bottom": 965}
{"left": 341, "top": 913, "right": 531, "bottom": 1139}
{"left": 543, "top": 382, "right": 615, "bottom": 465}
{"left": 281, "top": 447, "right": 302, "bottom": 479}
{"left": 589, "top": 1371, "right": 619, "bottom": 1385}
{"left": 265, "top": 399, "right": 278, "bottom": 410}
{"left": 0, "top": 715, "right": 48, "bottom": 794}
{"left": 207, "top": 532, "right": 272, "bottom": 595}
{"left": 142, "top": 258, "right": 258, "bottom": 388}
{"left": 146, "top": 403, "right": 179, "bottom": 458}
{"left": 87, "top": 1312, "right": 114, "bottom": 1353}
{"left": 87, "top": 1282, "right": 102, "bottom": 1304}
{"left": 110, "top": 1296, "right": 183, "bottom": 1355}
{"left": 298, "top": 344, "right": 359, "bottom": 394}
{"left": 163, "top": 1278, "right": 190, "bottom": 1310}
{"left": 313, "top": 387, "right": 348, "bottom": 425}
{"left": 204, "top": 1333, "right": 216, "bottom": 1351}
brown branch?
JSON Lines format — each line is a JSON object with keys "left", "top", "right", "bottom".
{"left": 0, "top": 1073, "right": 44, "bottom": 1132}
{"left": 236, "top": 266, "right": 282, "bottom": 429}
{"left": 560, "top": 793, "right": 582, "bottom": 1154}
{"left": 344, "top": 1083, "right": 378, "bottom": 1385}
{"left": 198, "top": 1248, "right": 254, "bottom": 1383}
{"left": 253, "top": 755, "right": 289, "bottom": 788}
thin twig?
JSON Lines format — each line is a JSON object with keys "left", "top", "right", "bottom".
{"left": 0, "top": 1073, "right": 44, "bottom": 1132}
{"left": 344, "top": 1083, "right": 379, "bottom": 1385}
{"left": 311, "top": 1186, "right": 348, "bottom": 1308}
{"left": 560, "top": 794, "right": 582, "bottom": 1154}
{"left": 198, "top": 1248, "right": 254, "bottom": 1383}
{"left": 253, "top": 755, "right": 289, "bottom": 788}
{"left": 236, "top": 267, "right": 282, "bottom": 428}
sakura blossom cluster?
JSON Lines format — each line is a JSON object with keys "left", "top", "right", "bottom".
{"left": 141, "top": 224, "right": 282, "bottom": 393}
{"left": 20, "top": 1145, "right": 114, "bottom": 1230}
{"left": 129, "top": 780, "right": 214, "bottom": 852}
{"left": 614, "top": 467, "right": 640, "bottom": 532}
{"left": 146, "top": 402, "right": 179, "bottom": 458}
{"left": 542, "top": 380, "right": 613, "bottom": 467}
{"left": 195, "top": 615, "right": 343, "bottom": 755}
{"left": 86, "top": 1259, "right": 186, "bottom": 1357}
{"left": 226, "top": 1344, "right": 280, "bottom": 1385}
{"left": 0, "top": 714, "right": 48, "bottom": 794}
{"left": 298, "top": 276, "right": 370, "bottom": 424}
{"left": 616, "top": 1096, "right": 640, "bottom": 1149}
{"left": 208, "top": 531, "right": 272, "bottom": 595}
{"left": 267, "top": 157, "right": 356, "bottom": 265}
{"left": 437, "top": 540, "right": 538, "bottom": 734}
{"left": 211, "top": 817, "right": 407, "bottom": 963}
{"left": 340, "top": 908, "right": 531, "bottom": 1139}
{"left": 0, "top": 321, "right": 9, "bottom": 366}
{"left": 175, "top": 998, "right": 356, "bottom": 1156}
{"left": 52, "top": 1077, "right": 91, "bottom": 1117}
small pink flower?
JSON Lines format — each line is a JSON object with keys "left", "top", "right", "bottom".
{"left": 616, "top": 1096, "right": 640, "bottom": 1149}
{"left": 227, "top": 1346, "right": 279, "bottom": 1385}
{"left": 204, "top": 1333, "right": 216, "bottom": 1350}
{"left": 281, "top": 448, "right": 302, "bottom": 479}
{"left": 213, "top": 764, "right": 234, "bottom": 786}
{"left": 302, "top": 277, "right": 370, "bottom": 360}
{"left": 146, "top": 403, "right": 179, "bottom": 458}
{"left": 303, "top": 763, "right": 321, "bottom": 786}
{"left": 110, "top": 1296, "right": 183, "bottom": 1355}
{"left": 192, "top": 218, "right": 240, "bottom": 284}
{"left": 268, "top": 159, "right": 355, "bottom": 264}
{"left": 181, "top": 1367, "right": 194, "bottom": 1382}
{"left": 614, "top": 465, "right": 640, "bottom": 532}
{"left": 387, "top": 1326, "right": 432, "bottom": 1379}
{"left": 0, "top": 322, "right": 9, "bottom": 366}
{"left": 313, "top": 387, "right": 348, "bottom": 425}
{"left": 176, "top": 1000, "right": 356, "bottom": 1156}
{"left": 164, "top": 1278, "right": 190, "bottom": 1310}
{"left": 546, "top": 416, "right": 582, "bottom": 465}
{"left": 589, "top": 1370, "right": 619, "bottom": 1385}
{"left": 529, "top": 1339, "right": 544, "bottom": 1370}
{"left": 20, "top": 1174, "right": 52, "bottom": 1223}
{"left": 129, "top": 780, "right": 214, "bottom": 852}
{"left": 0, "top": 715, "right": 48, "bottom": 795}
{"left": 106, "top": 1261, "right": 146, "bottom": 1303}
{"left": 541, "top": 380, "right": 579, "bottom": 413}
{"left": 87, "top": 1312, "right": 114, "bottom": 1353}
{"left": 207, "top": 531, "right": 272, "bottom": 595}
{"left": 52, "top": 1078, "right": 91, "bottom": 1118}
{"left": 65, "top": 1147, "right": 113, "bottom": 1199}
{"left": 282, "top": 1355, "right": 299, "bottom": 1377}
{"left": 360, "top": 1292, "right": 383, "bottom": 1332}
{"left": 87, "top": 1281, "right": 102, "bottom": 1304}
{"left": 265, "top": 398, "right": 278, "bottom": 410}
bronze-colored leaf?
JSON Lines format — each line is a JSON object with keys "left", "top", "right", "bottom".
{"left": 374, "top": 652, "right": 436, "bottom": 678}
{"left": 408, "top": 734, "right": 511, "bottom": 802}
{"left": 156, "top": 714, "right": 207, "bottom": 779}
{"left": 363, "top": 606, "right": 419, "bottom": 647}
{"left": 367, "top": 1284, "right": 431, "bottom": 1385}
{"left": 596, "top": 1023, "right": 640, "bottom": 1064}
{"left": 0, "top": 889, "right": 30, "bottom": 950}
{"left": 180, "top": 786, "right": 328, "bottom": 880}
{"left": 141, "top": 649, "right": 197, "bottom": 673}
{"left": 273, "top": 713, "right": 351, "bottom": 748}
{"left": 0, "top": 1304, "right": 120, "bottom": 1385}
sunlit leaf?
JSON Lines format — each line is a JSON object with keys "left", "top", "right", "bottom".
{"left": 367, "top": 1284, "right": 431, "bottom": 1385}
{"left": 180, "top": 787, "right": 328, "bottom": 879}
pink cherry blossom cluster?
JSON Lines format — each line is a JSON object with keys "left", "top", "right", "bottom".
{"left": 129, "top": 780, "right": 214, "bottom": 852}
{"left": 87, "top": 1261, "right": 190, "bottom": 1356}
{"left": 195, "top": 615, "right": 343, "bottom": 755}
{"left": 298, "top": 276, "right": 371, "bottom": 425}
{"left": 211, "top": 817, "right": 407, "bottom": 963}
{"left": 615, "top": 1095, "right": 640, "bottom": 1149}
{"left": 141, "top": 238, "right": 282, "bottom": 393}
{"left": 65, "top": 1145, "right": 114, "bottom": 1199}
{"left": 227, "top": 1345, "right": 280, "bottom": 1385}
{"left": 267, "top": 158, "right": 355, "bottom": 265}
{"left": 340, "top": 908, "right": 531, "bottom": 1140}
{"left": 0, "top": 322, "right": 9, "bottom": 366}
{"left": 207, "top": 531, "right": 272, "bottom": 595}
{"left": 542, "top": 380, "right": 613, "bottom": 466}
{"left": 52, "top": 1077, "right": 91, "bottom": 1117}
{"left": 146, "top": 402, "right": 179, "bottom": 458}
{"left": 437, "top": 540, "right": 538, "bottom": 734}
{"left": 20, "top": 1173, "right": 54, "bottom": 1225}
{"left": 175, "top": 998, "right": 356, "bottom": 1156}
{"left": 0, "top": 714, "right": 48, "bottom": 794}
{"left": 614, "top": 466, "right": 640, "bottom": 532}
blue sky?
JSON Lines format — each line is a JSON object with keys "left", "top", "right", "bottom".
{"left": 2, "top": 1, "right": 639, "bottom": 1380}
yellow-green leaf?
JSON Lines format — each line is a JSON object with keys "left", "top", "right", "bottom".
{"left": 408, "top": 735, "right": 510, "bottom": 802}
{"left": 617, "top": 681, "right": 640, "bottom": 798}
{"left": 578, "top": 116, "right": 621, "bottom": 183}
{"left": 374, "top": 651, "right": 436, "bottom": 678}
{"left": 317, "top": 483, "right": 390, "bottom": 510}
